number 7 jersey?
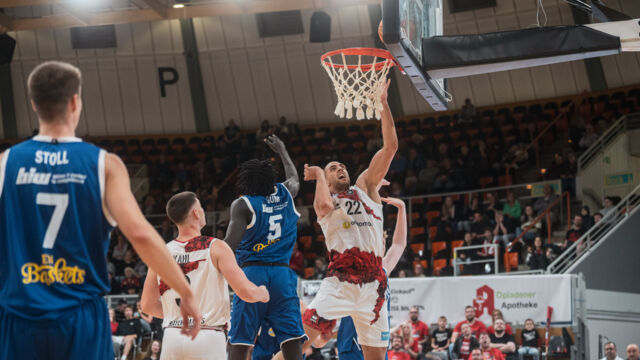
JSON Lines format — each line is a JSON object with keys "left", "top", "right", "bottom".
{"left": 235, "top": 183, "right": 300, "bottom": 266}
{"left": 0, "top": 136, "right": 116, "bottom": 320}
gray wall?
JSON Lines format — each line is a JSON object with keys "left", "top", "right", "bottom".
{"left": 571, "top": 209, "right": 640, "bottom": 293}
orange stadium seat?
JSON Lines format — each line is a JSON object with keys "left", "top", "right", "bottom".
{"left": 426, "top": 210, "right": 440, "bottom": 224}
{"left": 304, "top": 267, "right": 314, "bottom": 279}
{"left": 451, "top": 240, "right": 464, "bottom": 251}
{"left": 431, "top": 241, "right": 447, "bottom": 258}
{"left": 504, "top": 252, "right": 519, "bottom": 272}
{"left": 433, "top": 259, "right": 447, "bottom": 276}
{"left": 300, "top": 236, "right": 312, "bottom": 250}
{"left": 411, "top": 243, "right": 424, "bottom": 255}
{"left": 411, "top": 212, "right": 421, "bottom": 221}
{"left": 478, "top": 177, "right": 493, "bottom": 188}
{"left": 428, "top": 226, "right": 438, "bottom": 240}
{"left": 410, "top": 227, "right": 425, "bottom": 237}
{"left": 317, "top": 235, "right": 325, "bottom": 242}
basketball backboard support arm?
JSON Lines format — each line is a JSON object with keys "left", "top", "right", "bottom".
{"left": 564, "top": 0, "right": 632, "bottom": 22}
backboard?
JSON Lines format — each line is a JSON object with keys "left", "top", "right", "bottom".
{"left": 382, "top": 0, "right": 449, "bottom": 111}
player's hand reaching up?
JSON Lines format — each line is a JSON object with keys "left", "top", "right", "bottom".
{"left": 379, "top": 78, "right": 391, "bottom": 104}
{"left": 178, "top": 291, "right": 202, "bottom": 340}
{"left": 303, "top": 164, "right": 324, "bottom": 181}
{"left": 256, "top": 285, "right": 270, "bottom": 303}
{"left": 264, "top": 134, "right": 286, "bottom": 154}
{"left": 381, "top": 196, "right": 405, "bottom": 209}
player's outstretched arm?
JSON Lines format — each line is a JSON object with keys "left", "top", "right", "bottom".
{"left": 357, "top": 79, "right": 398, "bottom": 202}
{"left": 141, "top": 268, "right": 164, "bottom": 319}
{"left": 265, "top": 134, "right": 300, "bottom": 198}
{"left": 104, "top": 153, "right": 201, "bottom": 339}
{"left": 382, "top": 197, "right": 407, "bottom": 273}
{"left": 223, "top": 198, "right": 252, "bottom": 252}
{"left": 211, "top": 240, "right": 269, "bottom": 303}
{"left": 304, "top": 164, "right": 333, "bottom": 220}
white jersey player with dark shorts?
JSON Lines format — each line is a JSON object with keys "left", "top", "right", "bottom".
{"left": 300, "top": 79, "right": 398, "bottom": 360}
{"left": 142, "top": 192, "right": 269, "bottom": 360}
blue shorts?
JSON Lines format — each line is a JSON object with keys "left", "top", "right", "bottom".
{"left": 0, "top": 296, "right": 112, "bottom": 360}
{"left": 252, "top": 324, "right": 279, "bottom": 360}
{"left": 229, "top": 265, "right": 305, "bottom": 347}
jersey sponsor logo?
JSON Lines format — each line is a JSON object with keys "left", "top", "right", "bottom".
{"left": 167, "top": 317, "right": 207, "bottom": 327}
{"left": 21, "top": 254, "right": 85, "bottom": 286}
{"left": 16, "top": 167, "right": 51, "bottom": 185}
{"left": 253, "top": 237, "right": 281, "bottom": 252}
{"left": 381, "top": 331, "right": 390, "bottom": 341}
{"left": 35, "top": 150, "right": 69, "bottom": 166}
{"left": 342, "top": 220, "right": 373, "bottom": 228}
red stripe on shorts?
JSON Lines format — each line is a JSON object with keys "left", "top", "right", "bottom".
{"left": 303, "top": 308, "right": 336, "bottom": 334}
{"left": 327, "top": 247, "right": 387, "bottom": 325}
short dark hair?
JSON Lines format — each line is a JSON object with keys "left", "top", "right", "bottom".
{"left": 605, "top": 341, "right": 616, "bottom": 349}
{"left": 166, "top": 192, "right": 198, "bottom": 225}
{"left": 237, "top": 159, "right": 276, "bottom": 197}
{"left": 465, "top": 305, "right": 475, "bottom": 311}
{"left": 27, "top": 61, "right": 82, "bottom": 121}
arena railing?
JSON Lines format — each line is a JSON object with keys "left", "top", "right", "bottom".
{"left": 578, "top": 113, "right": 640, "bottom": 171}
{"left": 452, "top": 244, "right": 499, "bottom": 276}
{"left": 105, "top": 294, "right": 140, "bottom": 308}
{"left": 547, "top": 183, "right": 640, "bottom": 274}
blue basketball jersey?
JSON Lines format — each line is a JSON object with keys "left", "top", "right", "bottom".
{"left": 0, "top": 136, "right": 115, "bottom": 320}
{"left": 236, "top": 183, "right": 299, "bottom": 266}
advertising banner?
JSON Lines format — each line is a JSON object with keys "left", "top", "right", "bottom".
{"left": 301, "top": 274, "right": 574, "bottom": 328}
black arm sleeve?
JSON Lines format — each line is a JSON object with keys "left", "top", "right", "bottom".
{"left": 223, "top": 198, "right": 252, "bottom": 252}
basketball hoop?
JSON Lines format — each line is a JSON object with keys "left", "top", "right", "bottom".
{"left": 321, "top": 48, "right": 397, "bottom": 120}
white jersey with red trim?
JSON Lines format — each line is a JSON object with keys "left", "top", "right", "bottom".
{"left": 318, "top": 185, "right": 385, "bottom": 257}
{"left": 158, "top": 236, "right": 229, "bottom": 329}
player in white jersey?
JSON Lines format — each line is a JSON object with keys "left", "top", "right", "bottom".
{"left": 300, "top": 79, "right": 397, "bottom": 360}
{"left": 141, "top": 192, "right": 269, "bottom": 360}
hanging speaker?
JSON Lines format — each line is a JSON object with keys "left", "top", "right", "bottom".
{"left": 0, "top": 34, "right": 16, "bottom": 65}
{"left": 310, "top": 11, "right": 331, "bottom": 43}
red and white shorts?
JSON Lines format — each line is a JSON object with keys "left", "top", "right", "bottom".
{"left": 302, "top": 248, "right": 389, "bottom": 348}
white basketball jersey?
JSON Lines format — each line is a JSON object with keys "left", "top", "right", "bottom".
{"left": 158, "top": 236, "right": 230, "bottom": 329}
{"left": 318, "top": 186, "right": 385, "bottom": 257}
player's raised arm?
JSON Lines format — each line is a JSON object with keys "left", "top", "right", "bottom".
{"left": 265, "top": 134, "right": 299, "bottom": 197}
{"left": 224, "top": 198, "right": 252, "bottom": 252}
{"left": 382, "top": 197, "right": 407, "bottom": 273}
{"left": 104, "top": 153, "right": 201, "bottom": 339}
{"left": 141, "top": 268, "right": 164, "bottom": 319}
{"left": 356, "top": 79, "right": 398, "bottom": 201}
{"left": 211, "top": 240, "right": 269, "bottom": 303}
{"left": 304, "top": 164, "right": 334, "bottom": 220}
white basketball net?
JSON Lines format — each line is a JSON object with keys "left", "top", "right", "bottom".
{"left": 322, "top": 52, "right": 394, "bottom": 120}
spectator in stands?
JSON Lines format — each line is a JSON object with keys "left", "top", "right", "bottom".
{"left": 581, "top": 206, "right": 594, "bottom": 230}
{"left": 470, "top": 211, "right": 490, "bottom": 239}
{"left": 311, "top": 257, "right": 327, "bottom": 280}
{"left": 389, "top": 335, "right": 412, "bottom": 360}
{"left": 429, "top": 316, "right": 452, "bottom": 360}
{"left": 109, "top": 308, "right": 118, "bottom": 334}
{"left": 484, "top": 193, "right": 501, "bottom": 220}
{"left": 579, "top": 124, "right": 598, "bottom": 150}
{"left": 398, "top": 269, "right": 408, "bottom": 278}
{"left": 115, "top": 299, "right": 128, "bottom": 322}
{"left": 533, "top": 184, "right": 558, "bottom": 223}
{"left": 545, "top": 153, "right": 565, "bottom": 181}
{"left": 413, "top": 262, "right": 427, "bottom": 278}
{"left": 593, "top": 212, "right": 604, "bottom": 224}
{"left": 517, "top": 204, "right": 540, "bottom": 246}
{"left": 563, "top": 215, "right": 584, "bottom": 250}
{"left": 112, "top": 234, "right": 129, "bottom": 262}
{"left": 502, "top": 192, "right": 522, "bottom": 223}
{"left": 488, "top": 310, "right": 512, "bottom": 335}
{"left": 223, "top": 119, "right": 242, "bottom": 148}
{"left": 436, "top": 207, "right": 455, "bottom": 243}
{"left": 113, "top": 305, "right": 143, "bottom": 360}
{"left": 408, "top": 148, "right": 426, "bottom": 175}
{"left": 526, "top": 236, "right": 550, "bottom": 270}
{"left": 627, "top": 344, "right": 639, "bottom": 360}
{"left": 459, "top": 98, "right": 477, "bottom": 124}
{"left": 256, "top": 119, "right": 274, "bottom": 142}
{"left": 392, "top": 322, "right": 421, "bottom": 360}
{"left": 120, "top": 267, "right": 141, "bottom": 294}
{"left": 160, "top": 218, "right": 176, "bottom": 243}
{"left": 518, "top": 318, "right": 540, "bottom": 360}
{"left": 451, "top": 323, "right": 479, "bottom": 360}
{"left": 116, "top": 249, "right": 139, "bottom": 277}
{"left": 470, "top": 348, "right": 485, "bottom": 360}
{"left": 562, "top": 152, "right": 578, "bottom": 195}
{"left": 452, "top": 306, "right": 487, "bottom": 342}
{"left": 600, "top": 197, "right": 616, "bottom": 218}
{"left": 602, "top": 341, "right": 624, "bottom": 360}
{"left": 134, "top": 300, "right": 153, "bottom": 334}
{"left": 477, "top": 332, "right": 505, "bottom": 360}
{"left": 478, "top": 229, "right": 498, "bottom": 273}
{"left": 489, "top": 319, "right": 517, "bottom": 360}
{"left": 143, "top": 340, "right": 162, "bottom": 360}
{"left": 289, "top": 241, "right": 305, "bottom": 277}
{"left": 389, "top": 152, "right": 409, "bottom": 178}
{"left": 408, "top": 306, "right": 430, "bottom": 351}
{"left": 457, "top": 232, "right": 481, "bottom": 274}
{"left": 276, "top": 116, "right": 299, "bottom": 141}
{"left": 493, "top": 211, "right": 516, "bottom": 248}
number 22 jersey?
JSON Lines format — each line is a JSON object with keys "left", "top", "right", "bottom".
{"left": 0, "top": 136, "right": 116, "bottom": 320}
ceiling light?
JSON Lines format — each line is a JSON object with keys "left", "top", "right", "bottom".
{"left": 173, "top": 3, "right": 185, "bottom": 8}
